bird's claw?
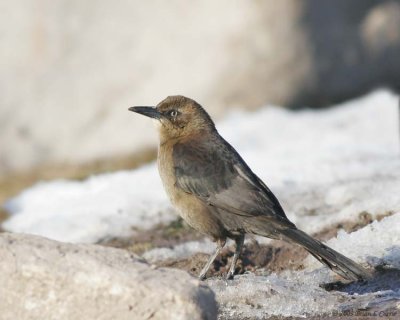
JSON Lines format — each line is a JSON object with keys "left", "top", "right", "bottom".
{"left": 226, "top": 273, "right": 235, "bottom": 280}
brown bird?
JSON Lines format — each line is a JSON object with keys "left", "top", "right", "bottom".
{"left": 129, "top": 95, "right": 370, "bottom": 281}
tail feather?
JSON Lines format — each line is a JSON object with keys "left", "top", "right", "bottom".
{"left": 281, "top": 228, "right": 371, "bottom": 281}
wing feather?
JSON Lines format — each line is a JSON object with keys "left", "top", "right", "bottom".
{"left": 173, "top": 136, "right": 288, "bottom": 220}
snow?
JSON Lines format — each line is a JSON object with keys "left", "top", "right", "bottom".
{"left": 320, "top": 213, "right": 400, "bottom": 269}
{"left": 209, "top": 212, "right": 400, "bottom": 319}
{"left": 3, "top": 89, "right": 399, "bottom": 243}
{"left": 3, "top": 167, "right": 175, "bottom": 243}
{"left": 210, "top": 268, "right": 400, "bottom": 318}
{"left": 142, "top": 238, "right": 216, "bottom": 263}
{"left": 2, "top": 89, "right": 400, "bottom": 318}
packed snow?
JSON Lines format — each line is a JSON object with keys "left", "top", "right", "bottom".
{"left": 3, "top": 166, "right": 174, "bottom": 243}
{"left": 142, "top": 238, "right": 216, "bottom": 263}
{"left": 3, "top": 90, "right": 399, "bottom": 243}
{"left": 209, "top": 213, "right": 400, "bottom": 319}
{"left": 2, "top": 89, "right": 400, "bottom": 318}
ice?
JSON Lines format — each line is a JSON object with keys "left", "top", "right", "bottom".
{"left": 209, "top": 272, "right": 340, "bottom": 318}
{"left": 209, "top": 213, "right": 400, "bottom": 319}
{"left": 209, "top": 270, "right": 400, "bottom": 318}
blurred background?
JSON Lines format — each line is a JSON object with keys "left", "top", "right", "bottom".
{"left": 1, "top": 0, "right": 400, "bottom": 212}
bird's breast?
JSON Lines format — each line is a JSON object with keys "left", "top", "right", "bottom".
{"left": 157, "top": 144, "right": 194, "bottom": 217}
{"left": 157, "top": 142, "right": 229, "bottom": 240}
{"left": 157, "top": 144, "right": 177, "bottom": 201}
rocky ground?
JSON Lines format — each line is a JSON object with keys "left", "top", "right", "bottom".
{"left": 2, "top": 213, "right": 398, "bottom": 320}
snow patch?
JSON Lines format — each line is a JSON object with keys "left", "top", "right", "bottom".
{"left": 209, "top": 213, "right": 400, "bottom": 318}
{"left": 2, "top": 90, "right": 400, "bottom": 244}
{"left": 3, "top": 167, "right": 174, "bottom": 243}
{"left": 143, "top": 239, "right": 216, "bottom": 263}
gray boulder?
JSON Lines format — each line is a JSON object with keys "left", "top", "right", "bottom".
{"left": 0, "top": 233, "right": 217, "bottom": 320}
{"left": 1, "top": 0, "right": 399, "bottom": 175}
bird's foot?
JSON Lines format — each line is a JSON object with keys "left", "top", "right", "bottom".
{"left": 198, "top": 273, "right": 207, "bottom": 281}
{"left": 226, "top": 272, "right": 235, "bottom": 280}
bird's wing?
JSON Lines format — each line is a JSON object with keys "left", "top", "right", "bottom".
{"left": 173, "top": 137, "right": 289, "bottom": 220}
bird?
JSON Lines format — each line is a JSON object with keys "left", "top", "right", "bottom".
{"left": 128, "top": 95, "right": 371, "bottom": 282}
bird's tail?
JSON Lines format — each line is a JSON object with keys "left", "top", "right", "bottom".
{"left": 280, "top": 228, "right": 371, "bottom": 281}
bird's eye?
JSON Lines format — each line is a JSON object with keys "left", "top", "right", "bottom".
{"left": 169, "top": 110, "right": 178, "bottom": 117}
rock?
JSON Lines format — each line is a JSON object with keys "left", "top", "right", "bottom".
{"left": 1, "top": 1, "right": 400, "bottom": 175}
{"left": 0, "top": 233, "right": 217, "bottom": 320}
{"left": 296, "top": 0, "right": 400, "bottom": 107}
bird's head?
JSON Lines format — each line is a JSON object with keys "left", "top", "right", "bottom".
{"left": 129, "top": 95, "right": 216, "bottom": 141}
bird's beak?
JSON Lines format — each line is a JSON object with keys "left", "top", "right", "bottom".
{"left": 128, "top": 106, "right": 161, "bottom": 120}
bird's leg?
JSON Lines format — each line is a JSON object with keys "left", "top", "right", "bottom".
{"left": 226, "top": 234, "right": 245, "bottom": 280}
{"left": 199, "top": 239, "right": 226, "bottom": 280}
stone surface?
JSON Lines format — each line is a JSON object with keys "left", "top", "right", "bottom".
{"left": 0, "top": 233, "right": 217, "bottom": 320}
{"left": 1, "top": 0, "right": 400, "bottom": 175}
